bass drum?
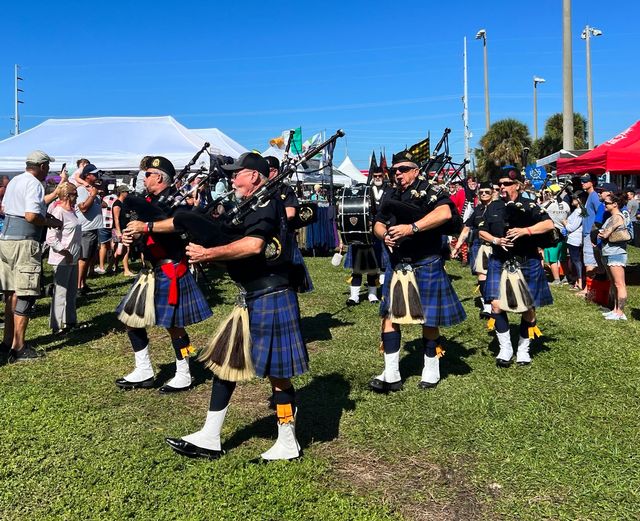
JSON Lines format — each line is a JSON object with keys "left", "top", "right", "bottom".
{"left": 337, "top": 185, "right": 373, "bottom": 245}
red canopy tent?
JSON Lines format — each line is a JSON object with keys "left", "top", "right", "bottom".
{"left": 557, "top": 121, "right": 640, "bottom": 175}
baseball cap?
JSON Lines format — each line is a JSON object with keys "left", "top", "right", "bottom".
{"left": 221, "top": 152, "right": 269, "bottom": 178}
{"left": 26, "top": 150, "right": 55, "bottom": 164}
{"left": 81, "top": 163, "right": 102, "bottom": 178}
{"left": 580, "top": 173, "right": 598, "bottom": 185}
{"left": 146, "top": 156, "right": 176, "bottom": 179}
{"left": 549, "top": 184, "right": 561, "bottom": 194}
{"left": 598, "top": 182, "right": 618, "bottom": 193}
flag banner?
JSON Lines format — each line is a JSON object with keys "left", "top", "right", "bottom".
{"left": 286, "top": 128, "right": 303, "bottom": 155}
{"left": 322, "top": 139, "right": 336, "bottom": 166}
{"left": 303, "top": 132, "right": 323, "bottom": 158}
{"left": 379, "top": 151, "right": 389, "bottom": 177}
{"left": 408, "top": 136, "right": 430, "bottom": 164}
{"left": 367, "top": 150, "right": 378, "bottom": 185}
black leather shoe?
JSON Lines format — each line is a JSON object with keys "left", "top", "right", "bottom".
{"left": 115, "top": 377, "right": 155, "bottom": 389}
{"left": 8, "top": 345, "right": 42, "bottom": 363}
{"left": 346, "top": 298, "right": 360, "bottom": 307}
{"left": 418, "top": 380, "right": 438, "bottom": 390}
{"left": 158, "top": 383, "right": 192, "bottom": 394}
{"left": 368, "top": 378, "right": 403, "bottom": 393}
{"left": 496, "top": 358, "right": 513, "bottom": 368}
{"left": 165, "top": 438, "right": 224, "bottom": 459}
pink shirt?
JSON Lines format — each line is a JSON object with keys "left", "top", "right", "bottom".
{"left": 46, "top": 205, "right": 82, "bottom": 265}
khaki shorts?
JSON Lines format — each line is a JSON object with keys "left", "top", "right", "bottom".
{"left": 0, "top": 239, "right": 42, "bottom": 296}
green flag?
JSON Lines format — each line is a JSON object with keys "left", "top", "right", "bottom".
{"left": 289, "top": 127, "right": 303, "bottom": 155}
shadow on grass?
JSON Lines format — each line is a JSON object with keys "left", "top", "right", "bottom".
{"left": 223, "top": 373, "right": 355, "bottom": 451}
{"left": 399, "top": 336, "right": 474, "bottom": 381}
{"left": 301, "top": 312, "right": 355, "bottom": 342}
{"left": 37, "top": 310, "right": 125, "bottom": 352}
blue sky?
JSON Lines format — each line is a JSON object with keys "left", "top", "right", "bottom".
{"left": 1, "top": 0, "right": 639, "bottom": 168}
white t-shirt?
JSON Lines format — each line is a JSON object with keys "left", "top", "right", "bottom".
{"left": 2, "top": 172, "right": 46, "bottom": 217}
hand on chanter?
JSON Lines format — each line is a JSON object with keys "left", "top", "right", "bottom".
{"left": 387, "top": 223, "right": 413, "bottom": 241}
{"left": 186, "top": 242, "right": 210, "bottom": 264}
{"left": 125, "top": 220, "right": 146, "bottom": 235}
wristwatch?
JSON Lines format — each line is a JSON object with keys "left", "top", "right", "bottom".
{"left": 411, "top": 223, "right": 419, "bottom": 234}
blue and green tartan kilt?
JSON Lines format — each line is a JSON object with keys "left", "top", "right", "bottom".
{"left": 246, "top": 287, "right": 308, "bottom": 379}
{"left": 379, "top": 255, "right": 467, "bottom": 327}
{"left": 115, "top": 268, "right": 212, "bottom": 328}
{"left": 292, "top": 244, "right": 314, "bottom": 293}
{"left": 485, "top": 256, "right": 553, "bottom": 308}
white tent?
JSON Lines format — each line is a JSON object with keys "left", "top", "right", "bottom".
{"left": 0, "top": 116, "right": 242, "bottom": 173}
{"left": 261, "top": 146, "right": 285, "bottom": 160}
{"left": 191, "top": 128, "right": 248, "bottom": 157}
{"left": 337, "top": 156, "right": 367, "bottom": 184}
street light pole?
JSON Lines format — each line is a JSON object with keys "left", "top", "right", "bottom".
{"left": 582, "top": 25, "right": 603, "bottom": 149}
{"left": 533, "top": 77, "right": 546, "bottom": 141}
{"left": 562, "top": 0, "right": 574, "bottom": 150}
{"left": 475, "top": 29, "right": 490, "bottom": 132}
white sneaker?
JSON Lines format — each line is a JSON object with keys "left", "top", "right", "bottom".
{"left": 94, "top": 267, "right": 107, "bottom": 275}
{"left": 606, "top": 313, "right": 627, "bottom": 321}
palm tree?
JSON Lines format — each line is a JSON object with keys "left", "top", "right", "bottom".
{"left": 531, "top": 113, "right": 588, "bottom": 161}
{"left": 476, "top": 119, "right": 532, "bottom": 179}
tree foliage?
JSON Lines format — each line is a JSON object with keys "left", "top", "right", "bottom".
{"left": 474, "top": 119, "right": 532, "bottom": 180}
{"left": 531, "top": 112, "right": 588, "bottom": 161}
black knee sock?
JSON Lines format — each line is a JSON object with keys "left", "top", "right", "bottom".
{"left": 519, "top": 318, "right": 535, "bottom": 338}
{"left": 127, "top": 328, "right": 149, "bottom": 352}
{"left": 492, "top": 311, "right": 509, "bottom": 333}
{"left": 366, "top": 274, "right": 378, "bottom": 286}
{"left": 381, "top": 331, "right": 401, "bottom": 354}
{"left": 479, "top": 280, "right": 486, "bottom": 299}
{"left": 351, "top": 274, "right": 363, "bottom": 287}
{"left": 208, "top": 378, "right": 236, "bottom": 412}
{"left": 273, "top": 386, "right": 296, "bottom": 421}
{"left": 171, "top": 335, "right": 191, "bottom": 360}
{"left": 422, "top": 337, "right": 438, "bottom": 357}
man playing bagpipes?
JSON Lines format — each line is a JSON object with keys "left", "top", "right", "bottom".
{"left": 164, "top": 152, "right": 308, "bottom": 461}
{"left": 343, "top": 167, "right": 391, "bottom": 306}
{"left": 478, "top": 165, "right": 555, "bottom": 367}
{"left": 369, "top": 150, "right": 466, "bottom": 392}
{"left": 265, "top": 155, "right": 314, "bottom": 293}
{"left": 451, "top": 181, "right": 495, "bottom": 319}
{"left": 115, "top": 157, "right": 212, "bottom": 392}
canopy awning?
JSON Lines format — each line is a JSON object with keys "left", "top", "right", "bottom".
{"left": 557, "top": 121, "right": 640, "bottom": 175}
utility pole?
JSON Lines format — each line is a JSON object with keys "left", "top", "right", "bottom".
{"left": 463, "top": 37, "right": 471, "bottom": 162}
{"left": 582, "top": 25, "right": 603, "bottom": 149}
{"left": 562, "top": 0, "right": 574, "bottom": 149}
{"left": 533, "top": 77, "right": 546, "bottom": 140}
{"left": 475, "top": 29, "right": 490, "bottom": 132}
{"left": 13, "top": 64, "right": 24, "bottom": 135}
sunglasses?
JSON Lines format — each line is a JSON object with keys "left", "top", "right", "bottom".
{"left": 391, "top": 166, "right": 416, "bottom": 174}
{"left": 144, "top": 171, "right": 158, "bottom": 178}
{"left": 604, "top": 201, "right": 614, "bottom": 206}
{"left": 498, "top": 181, "right": 516, "bottom": 187}
{"left": 478, "top": 189, "right": 492, "bottom": 195}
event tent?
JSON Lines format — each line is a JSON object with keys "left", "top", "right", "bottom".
{"left": 0, "top": 116, "right": 244, "bottom": 173}
{"left": 557, "top": 121, "right": 640, "bottom": 175}
{"left": 191, "top": 128, "right": 248, "bottom": 157}
{"left": 337, "top": 156, "right": 368, "bottom": 184}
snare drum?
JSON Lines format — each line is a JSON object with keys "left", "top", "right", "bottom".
{"left": 337, "top": 185, "right": 373, "bottom": 245}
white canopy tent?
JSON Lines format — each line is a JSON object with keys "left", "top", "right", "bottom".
{"left": 191, "top": 128, "right": 248, "bottom": 157}
{"left": 337, "top": 156, "right": 367, "bottom": 184}
{"left": 0, "top": 116, "right": 244, "bottom": 173}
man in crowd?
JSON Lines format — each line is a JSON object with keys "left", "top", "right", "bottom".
{"left": 541, "top": 185, "right": 570, "bottom": 285}
{"left": 0, "top": 151, "right": 62, "bottom": 363}
{"left": 577, "top": 173, "right": 601, "bottom": 297}
{"left": 75, "top": 164, "right": 104, "bottom": 294}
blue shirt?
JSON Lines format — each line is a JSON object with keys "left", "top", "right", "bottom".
{"left": 583, "top": 191, "right": 600, "bottom": 236}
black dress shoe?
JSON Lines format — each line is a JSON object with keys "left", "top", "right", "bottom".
{"left": 418, "top": 380, "right": 439, "bottom": 390}
{"left": 496, "top": 358, "right": 513, "bottom": 368}
{"left": 115, "top": 376, "right": 155, "bottom": 389}
{"left": 368, "top": 377, "right": 403, "bottom": 393}
{"left": 158, "top": 383, "right": 192, "bottom": 394}
{"left": 346, "top": 298, "right": 360, "bottom": 307}
{"left": 165, "top": 438, "right": 224, "bottom": 459}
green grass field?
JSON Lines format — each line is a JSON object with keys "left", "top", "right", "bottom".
{"left": 1, "top": 249, "right": 639, "bottom": 520}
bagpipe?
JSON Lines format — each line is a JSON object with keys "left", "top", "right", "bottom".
{"left": 380, "top": 128, "right": 468, "bottom": 236}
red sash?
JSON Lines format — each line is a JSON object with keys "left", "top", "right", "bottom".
{"left": 160, "top": 259, "right": 188, "bottom": 305}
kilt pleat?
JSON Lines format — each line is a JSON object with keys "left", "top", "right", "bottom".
{"left": 379, "top": 255, "right": 466, "bottom": 327}
{"left": 246, "top": 288, "right": 308, "bottom": 378}
{"left": 115, "top": 267, "right": 212, "bottom": 328}
{"left": 485, "top": 256, "right": 553, "bottom": 309}
{"left": 292, "top": 244, "right": 314, "bottom": 293}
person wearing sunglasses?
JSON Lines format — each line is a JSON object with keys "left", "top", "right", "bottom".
{"left": 597, "top": 193, "right": 629, "bottom": 320}
{"left": 478, "top": 165, "right": 555, "bottom": 367}
{"left": 368, "top": 150, "right": 466, "bottom": 392}
{"left": 452, "top": 181, "right": 495, "bottom": 319}
{"left": 115, "top": 156, "right": 212, "bottom": 394}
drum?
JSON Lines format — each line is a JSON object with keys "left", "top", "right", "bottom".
{"left": 337, "top": 185, "right": 373, "bottom": 245}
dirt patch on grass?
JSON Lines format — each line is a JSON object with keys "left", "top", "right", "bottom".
{"left": 317, "top": 441, "right": 485, "bottom": 521}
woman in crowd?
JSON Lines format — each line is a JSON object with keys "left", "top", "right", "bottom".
{"left": 46, "top": 182, "right": 82, "bottom": 333}
{"left": 564, "top": 190, "right": 587, "bottom": 290}
{"left": 598, "top": 193, "right": 629, "bottom": 320}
